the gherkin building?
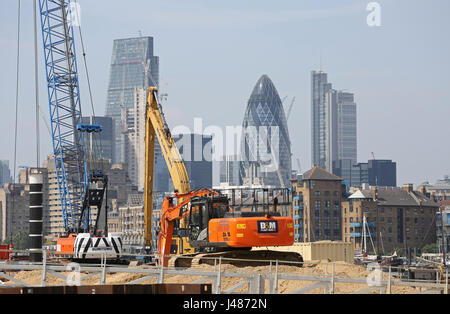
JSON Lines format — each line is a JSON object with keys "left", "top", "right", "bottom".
{"left": 240, "top": 75, "right": 292, "bottom": 187}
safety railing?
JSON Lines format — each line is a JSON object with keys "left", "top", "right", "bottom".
{"left": 0, "top": 249, "right": 449, "bottom": 294}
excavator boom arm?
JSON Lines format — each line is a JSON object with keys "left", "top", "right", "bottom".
{"left": 144, "top": 87, "right": 191, "bottom": 247}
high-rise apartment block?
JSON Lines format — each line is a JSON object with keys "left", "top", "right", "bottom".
{"left": 121, "top": 87, "right": 147, "bottom": 190}
{"left": 120, "top": 87, "right": 169, "bottom": 192}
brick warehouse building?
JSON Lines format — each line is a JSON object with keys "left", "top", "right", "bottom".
{"left": 291, "top": 166, "right": 346, "bottom": 242}
{"left": 341, "top": 184, "right": 439, "bottom": 255}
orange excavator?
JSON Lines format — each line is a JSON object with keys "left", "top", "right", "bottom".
{"left": 144, "top": 87, "right": 303, "bottom": 267}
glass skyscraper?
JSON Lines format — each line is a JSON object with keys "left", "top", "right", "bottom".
{"left": 240, "top": 75, "right": 292, "bottom": 187}
{"left": 312, "top": 70, "right": 358, "bottom": 186}
{"left": 105, "top": 37, "right": 159, "bottom": 164}
{"left": 326, "top": 90, "right": 357, "bottom": 172}
{"left": 311, "top": 71, "right": 332, "bottom": 169}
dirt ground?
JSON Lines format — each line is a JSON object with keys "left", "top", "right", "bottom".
{"left": 2, "top": 260, "right": 424, "bottom": 294}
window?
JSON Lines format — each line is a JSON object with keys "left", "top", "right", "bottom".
{"left": 315, "top": 200, "right": 321, "bottom": 210}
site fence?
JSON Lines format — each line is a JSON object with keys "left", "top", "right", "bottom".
{"left": 0, "top": 250, "right": 449, "bottom": 294}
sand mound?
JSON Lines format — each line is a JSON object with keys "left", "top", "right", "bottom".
{"left": 5, "top": 261, "right": 420, "bottom": 294}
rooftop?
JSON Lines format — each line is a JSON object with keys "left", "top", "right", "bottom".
{"left": 302, "top": 166, "right": 343, "bottom": 181}
{"left": 349, "top": 188, "right": 438, "bottom": 208}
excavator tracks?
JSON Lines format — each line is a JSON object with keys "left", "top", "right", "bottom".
{"left": 167, "top": 250, "right": 304, "bottom": 268}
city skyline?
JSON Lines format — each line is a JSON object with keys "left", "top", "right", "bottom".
{"left": 0, "top": 0, "right": 449, "bottom": 188}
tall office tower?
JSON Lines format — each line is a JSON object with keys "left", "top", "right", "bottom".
{"left": 368, "top": 159, "right": 397, "bottom": 187}
{"left": 81, "top": 116, "right": 115, "bottom": 163}
{"left": 333, "top": 91, "right": 357, "bottom": 163}
{"left": 174, "top": 134, "right": 213, "bottom": 189}
{"left": 350, "top": 162, "right": 369, "bottom": 188}
{"left": 240, "top": 75, "right": 292, "bottom": 187}
{"left": 326, "top": 90, "right": 357, "bottom": 178}
{"left": 219, "top": 155, "right": 242, "bottom": 186}
{"left": 105, "top": 36, "right": 159, "bottom": 164}
{"left": 333, "top": 160, "right": 368, "bottom": 188}
{"left": 311, "top": 71, "right": 332, "bottom": 169}
{"left": 122, "top": 87, "right": 169, "bottom": 192}
{"left": 0, "top": 161, "right": 12, "bottom": 186}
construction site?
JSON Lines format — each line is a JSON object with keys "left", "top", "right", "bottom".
{"left": 1, "top": 247, "right": 450, "bottom": 295}
{"left": 0, "top": 0, "right": 449, "bottom": 301}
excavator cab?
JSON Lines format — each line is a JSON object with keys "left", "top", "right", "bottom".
{"left": 187, "top": 195, "right": 230, "bottom": 249}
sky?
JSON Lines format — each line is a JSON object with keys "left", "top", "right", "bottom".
{"left": 0, "top": 0, "right": 449, "bottom": 187}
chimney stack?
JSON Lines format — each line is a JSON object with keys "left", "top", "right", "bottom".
{"left": 403, "top": 183, "right": 414, "bottom": 193}
{"left": 372, "top": 187, "right": 378, "bottom": 201}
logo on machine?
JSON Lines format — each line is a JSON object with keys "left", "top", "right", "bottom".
{"left": 257, "top": 220, "right": 278, "bottom": 233}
